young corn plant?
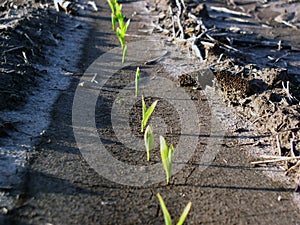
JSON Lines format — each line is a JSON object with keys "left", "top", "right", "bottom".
{"left": 135, "top": 67, "right": 140, "bottom": 97}
{"left": 160, "top": 136, "right": 174, "bottom": 184}
{"left": 115, "top": 2, "right": 130, "bottom": 63}
{"left": 144, "top": 125, "right": 154, "bottom": 161}
{"left": 157, "top": 193, "right": 192, "bottom": 225}
{"left": 141, "top": 95, "right": 158, "bottom": 133}
{"left": 107, "top": 0, "right": 130, "bottom": 63}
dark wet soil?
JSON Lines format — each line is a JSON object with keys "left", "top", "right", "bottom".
{"left": 1, "top": 1, "right": 300, "bottom": 224}
{"left": 0, "top": 0, "right": 75, "bottom": 137}
{"left": 4, "top": 0, "right": 300, "bottom": 224}
{"left": 1, "top": 1, "right": 51, "bottom": 110}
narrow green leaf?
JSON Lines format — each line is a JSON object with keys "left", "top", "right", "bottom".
{"left": 141, "top": 95, "right": 146, "bottom": 132}
{"left": 125, "top": 19, "right": 130, "bottom": 30}
{"left": 157, "top": 193, "right": 172, "bottom": 225}
{"left": 144, "top": 125, "right": 154, "bottom": 161}
{"left": 135, "top": 67, "right": 140, "bottom": 97}
{"left": 116, "top": 28, "right": 124, "bottom": 49}
{"left": 160, "top": 136, "right": 172, "bottom": 183}
{"left": 160, "top": 136, "right": 168, "bottom": 161}
{"left": 122, "top": 18, "right": 130, "bottom": 34}
{"left": 116, "top": 3, "right": 125, "bottom": 29}
{"left": 176, "top": 202, "right": 192, "bottom": 225}
{"left": 107, "top": 0, "right": 115, "bottom": 13}
{"left": 111, "top": 14, "right": 116, "bottom": 31}
{"left": 142, "top": 100, "right": 158, "bottom": 132}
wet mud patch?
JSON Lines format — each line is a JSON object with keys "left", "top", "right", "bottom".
{"left": 6, "top": 0, "right": 300, "bottom": 223}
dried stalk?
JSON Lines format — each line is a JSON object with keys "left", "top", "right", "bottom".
{"left": 210, "top": 6, "right": 251, "bottom": 17}
{"left": 276, "top": 134, "right": 282, "bottom": 156}
{"left": 3, "top": 46, "right": 24, "bottom": 54}
{"left": 282, "top": 81, "right": 294, "bottom": 102}
{"left": 251, "top": 156, "right": 300, "bottom": 165}
{"left": 175, "top": 0, "right": 185, "bottom": 39}
{"left": 151, "top": 22, "right": 170, "bottom": 34}
{"left": 290, "top": 132, "right": 297, "bottom": 158}
{"left": 169, "top": 6, "right": 176, "bottom": 39}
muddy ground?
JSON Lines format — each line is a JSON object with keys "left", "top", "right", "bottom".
{"left": 1, "top": 0, "right": 300, "bottom": 224}
{"left": 152, "top": 0, "right": 300, "bottom": 183}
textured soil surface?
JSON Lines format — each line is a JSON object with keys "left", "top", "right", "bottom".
{"left": 152, "top": 0, "right": 300, "bottom": 185}
{"left": 0, "top": 0, "right": 57, "bottom": 123}
{"left": 1, "top": 0, "right": 300, "bottom": 224}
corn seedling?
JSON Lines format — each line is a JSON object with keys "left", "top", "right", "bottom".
{"left": 141, "top": 95, "right": 158, "bottom": 133}
{"left": 115, "top": 2, "right": 130, "bottom": 63}
{"left": 160, "top": 136, "right": 174, "bottom": 184}
{"left": 144, "top": 125, "right": 154, "bottom": 161}
{"left": 107, "top": 0, "right": 130, "bottom": 63}
{"left": 135, "top": 67, "right": 140, "bottom": 97}
{"left": 157, "top": 193, "right": 192, "bottom": 225}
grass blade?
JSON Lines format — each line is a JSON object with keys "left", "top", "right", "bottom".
{"left": 157, "top": 193, "right": 172, "bottom": 225}
{"left": 176, "top": 202, "right": 192, "bottom": 225}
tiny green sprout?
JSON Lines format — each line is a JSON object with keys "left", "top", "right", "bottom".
{"left": 117, "top": 98, "right": 124, "bottom": 105}
{"left": 115, "top": 2, "right": 130, "bottom": 63}
{"left": 157, "top": 193, "right": 192, "bottom": 225}
{"left": 144, "top": 125, "right": 154, "bottom": 161}
{"left": 135, "top": 67, "right": 140, "bottom": 97}
{"left": 160, "top": 136, "right": 174, "bottom": 184}
{"left": 141, "top": 95, "right": 158, "bottom": 133}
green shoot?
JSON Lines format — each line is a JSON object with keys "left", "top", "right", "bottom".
{"left": 160, "top": 136, "right": 174, "bottom": 184}
{"left": 135, "top": 67, "right": 140, "bottom": 97}
{"left": 157, "top": 193, "right": 192, "bottom": 225}
{"left": 107, "top": 0, "right": 117, "bottom": 31}
{"left": 115, "top": 2, "right": 130, "bottom": 63}
{"left": 107, "top": 0, "right": 130, "bottom": 63}
{"left": 141, "top": 95, "right": 158, "bottom": 133}
{"left": 144, "top": 125, "right": 154, "bottom": 161}
{"left": 157, "top": 193, "right": 172, "bottom": 225}
{"left": 122, "top": 44, "right": 128, "bottom": 64}
{"left": 177, "top": 202, "right": 192, "bottom": 225}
